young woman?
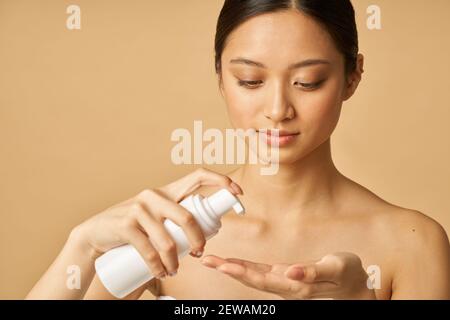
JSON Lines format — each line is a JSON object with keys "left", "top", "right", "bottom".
{"left": 27, "top": 0, "right": 450, "bottom": 300}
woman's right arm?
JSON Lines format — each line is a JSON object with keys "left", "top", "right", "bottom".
{"left": 26, "top": 168, "right": 243, "bottom": 300}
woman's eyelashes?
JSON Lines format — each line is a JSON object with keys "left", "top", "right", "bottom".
{"left": 236, "top": 78, "right": 326, "bottom": 90}
{"left": 293, "top": 79, "right": 326, "bottom": 90}
{"left": 237, "top": 79, "right": 263, "bottom": 89}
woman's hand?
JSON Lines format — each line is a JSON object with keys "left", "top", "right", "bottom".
{"left": 74, "top": 167, "right": 243, "bottom": 279}
{"left": 26, "top": 168, "right": 243, "bottom": 299}
{"left": 200, "top": 252, "right": 376, "bottom": 300}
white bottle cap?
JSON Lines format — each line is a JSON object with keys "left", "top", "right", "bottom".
{"left": 205, "top": 188, "right": 245, "bottom": 218}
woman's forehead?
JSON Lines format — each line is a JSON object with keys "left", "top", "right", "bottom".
{"left": 222, "top": 10, "right": 340, "bottom": 67}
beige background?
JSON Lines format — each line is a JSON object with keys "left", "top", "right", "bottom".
{"left": 0, "top": 0, "right": 449, "bottom": 299}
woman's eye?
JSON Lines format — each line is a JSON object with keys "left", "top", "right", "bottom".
{"left": 237, "top": 79, "right": 324, "bottom": 90}
{"left": 294, "top": 80, "right": 324, "bottom": 90}
{"left": 237, "top": 80, "right": 263, "bottom": 89}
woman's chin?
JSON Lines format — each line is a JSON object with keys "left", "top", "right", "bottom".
{"left": 256, "top": 148, "right": 303, "bottom": 166}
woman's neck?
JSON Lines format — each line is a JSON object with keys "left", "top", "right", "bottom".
{"left": 234, "top": 138, "right": 344, "bottom": 221}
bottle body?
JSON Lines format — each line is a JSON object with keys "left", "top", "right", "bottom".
{"left": 94, "top": 189, "right": 244, "bottom": 298}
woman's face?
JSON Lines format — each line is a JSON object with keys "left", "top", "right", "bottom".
{"left": 219, "top": 9, "right": 360, "bottom": 164}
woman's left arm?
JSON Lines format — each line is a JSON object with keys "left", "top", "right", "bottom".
{"left": 200, "top": 252, "right": 377, "bottom": 300}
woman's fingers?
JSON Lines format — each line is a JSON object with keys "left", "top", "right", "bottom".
{"left": 201, "top": 255, "right": 289, "bottom": 293}
{"left": 216, "top": 262, "right": 273, "bottom": 291}
{"left": 132, "top": 204, "right": 179, "bottom": 276}
{"left": 112, "top": 168, "right": 245, "bottom": 280}
{"left": 136, "top": 189, "right": 206, "bottom": 256}
{"left": 225, "top": 257, "right": 273, "bottom": 273}
{"left": 119, "top": 218, "right": 167, "bottom": 279}
{"left": 202, "top": 255, "right": 339, "bottom": 299}
{"left": 157, "top": 167, "right": 243, "bottom": 202}
{"left": 213, "top": 261, "right": 306, "bottom": 295}
{"left": 201, "top": 255, "right": 272, "bottom": 273}
{"left": 284, "top": 265, "right": 305, "bottom": 280}
{"left": 285, "top": 255, "right": 341, "bottom": 284}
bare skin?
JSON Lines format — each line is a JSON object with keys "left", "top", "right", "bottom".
{"left": 27, "top": 9, "right": 450, "bottom": 300}
{"left": 154, "top": 167, "right": 450, "bottom": 300}
{"left": 82, "top": 162, "right": 450, "bottom": 300}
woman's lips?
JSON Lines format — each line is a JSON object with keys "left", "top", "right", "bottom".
{"left": 257, "top": 130, "right": 300, "bottom": 147}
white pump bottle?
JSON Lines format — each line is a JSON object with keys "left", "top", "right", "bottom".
{"left": 94, "top": 188, "right": 245, "bottom": 298}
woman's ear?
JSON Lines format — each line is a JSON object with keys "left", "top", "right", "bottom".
{"left": 343, "top": 53, "right": 364, "bottom": 101}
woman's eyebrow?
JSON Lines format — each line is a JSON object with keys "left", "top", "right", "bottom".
{"left": 229, "top": 57, "right": 330, "bottom": 69}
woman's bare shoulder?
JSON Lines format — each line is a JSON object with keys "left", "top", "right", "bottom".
{"left": 372, "top": 202, "right": 450, "bottom": 298}
{"left": 382, "top": 206, "right": 449, "bottom": 256}
{"left": 345, "top": 177, "right": 449, "bottom": 256}
{"left": 349, "top": 176, "right": 444, "bottom": 225}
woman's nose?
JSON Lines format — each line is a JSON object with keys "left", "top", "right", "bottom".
{"left": 263, "top": 82, "right": 295, "bottom": 122}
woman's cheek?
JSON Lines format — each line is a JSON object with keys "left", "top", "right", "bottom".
{"left": 226, "top": 104, "right": 256, "bottom": 129}
{"left": 224, "top": 90, "right": 261, "bottom": 129}
{"left": 299, "top": 87, "right": 343, "bottom": 139}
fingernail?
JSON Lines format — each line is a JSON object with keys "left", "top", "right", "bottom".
{"left": 168, "top": 271, "right": 177, "bottom": 277}
{"left": 230, "top": 182, "right": 243, "bottom": 195}
{"left": 194, "top": 250, "right": 203, "bottom": 257}
{"left": 290, "top": 266, "right": 304, "bottom": 279}
{"left": 190, "top": 250, "right": 203, "bottom": 258}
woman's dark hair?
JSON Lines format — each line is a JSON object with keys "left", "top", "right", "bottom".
{"left": 214, "top": 0, "right": 358, "bottom": 76}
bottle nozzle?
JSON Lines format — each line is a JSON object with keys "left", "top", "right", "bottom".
{"left": 232, "top": 202, "right": 245, "bottom": 215}
{"left": 205, "top": 188, "right": 245, "bottom": 218}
